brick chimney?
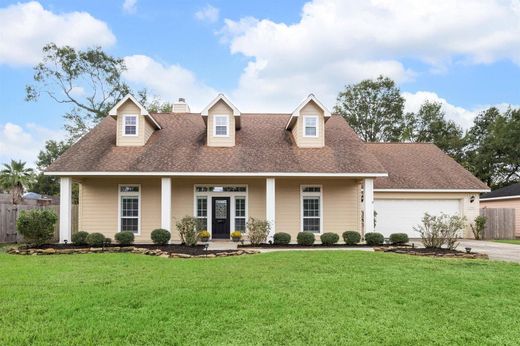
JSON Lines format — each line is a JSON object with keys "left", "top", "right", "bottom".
{"left": 173, "top": 98, "right": 190, "bottom": 113}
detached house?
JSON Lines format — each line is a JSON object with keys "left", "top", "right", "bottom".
{"left": 46, "top": 93, "right": 488, "bottom": 243}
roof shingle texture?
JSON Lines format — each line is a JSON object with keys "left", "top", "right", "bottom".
{"left": 367, "top": 143, "right": 488, "bottom": 190}
{"left": 481, "top": 183, "right": 520, "bottom": 199}
{"left": 47, "top": 113, "right": 386, "bottom": 174}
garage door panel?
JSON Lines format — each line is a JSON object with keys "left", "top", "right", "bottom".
{"left": 374, "top": 199, "right": 460, "bottom": 238}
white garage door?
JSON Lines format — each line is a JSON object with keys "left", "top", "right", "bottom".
{"left": 374, "top": 199, "right": 460, "bottom": 238}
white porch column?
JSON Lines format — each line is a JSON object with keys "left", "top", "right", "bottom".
{"left": 161, "top": 177, "right": 172, "bottom": 232}
{"left": 363, "top": 178, "right": 374, "bottom": 235}
{"left": 59, "top": 177, "right": 72, "bottom": 243}
{"left": 266, "top": 178, "right": 276, "bottom": 240}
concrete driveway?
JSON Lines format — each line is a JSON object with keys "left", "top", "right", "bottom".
{"left": 458, "top": 240, "right": 520, "bottom": 263}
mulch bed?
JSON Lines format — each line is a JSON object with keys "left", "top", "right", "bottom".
{"left": 378, "top": 247, "right": 489, "bottom": 259}
{"left": 238, "top": 243, "right": 396, "bottom": 249}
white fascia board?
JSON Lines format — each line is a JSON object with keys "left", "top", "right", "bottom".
{"left": 286, "top": 93, "right": 332, "bottom": 130}
{"left": 201, "top": 93, "right": 240, "bottom": 116}
{"left": 374, "top": 188, "right": 491, "bottom": 193}
{"left": 45, "top": 171, "right": 388, "bottom": 178}
{"left": 480, "top": 195, "right": 520, "bottom": 201}
{"left": 108, "top": 94, "right": 161, "bottom": 129}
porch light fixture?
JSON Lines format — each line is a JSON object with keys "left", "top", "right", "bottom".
{"left": 470, "top": 196, "right": 475, "bottom": 203}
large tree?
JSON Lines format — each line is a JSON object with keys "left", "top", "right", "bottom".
{"left": 404, "top": 101, "right": 465, "bottom": 161}
{"left": 334, "top": 75, "right": 406, "bottom": 142}
{"left": 0, "top": 160, "right": 34, "bottom": 204}
{"left": 30, "top": 140, "right": 70, "bottom": 196}
{"left": 25, "top": 43, "right": 139, "bottom": 142}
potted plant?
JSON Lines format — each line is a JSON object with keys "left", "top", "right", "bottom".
{"left": 231, "top": 231, "right": 242, "bottom": 242}
{"left": 198, "top": 230, "right": 210, "bottom": 242}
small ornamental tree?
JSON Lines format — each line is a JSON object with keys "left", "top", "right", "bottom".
{"left": 176, "top": 216, "right": 199, "bottom": 246}
{"left": 17, "top": 208, "right": 57, "bottom": 245}
{"left": 246, "top": 218, "right": 271, "bottom": 246}
{"left": 470, "top": 215, "right": 487, "bottom": 240}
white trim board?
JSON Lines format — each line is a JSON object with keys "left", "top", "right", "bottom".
{"left": 45, "top": 171, "right": 388, "bottom": 177}
{"left": 481, "top": 195, "right": 520, "bottom": 201}
{"left": 374, "top": 188, "right": 490, "bottom": 193}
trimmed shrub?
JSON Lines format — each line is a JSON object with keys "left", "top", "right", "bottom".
{"left": 86, "top": 232, "right": 106, "bottom": 247}
{"left": 389, "top": 233, "right": 409, "bottom": 245}
{"left": 104, "top": 238, "right": 112, "bottom": 245}
{"left": 297, "top": 231, "right": 315, "bottom": 246}
{"left": 151, "top": 228, "right": 171, "bottom": 245}
{"left": 273, "top": 232, "right": 291, "bottom": 245}
{"left": 16, "top": 208, "right": 57, "bottom": 245}
{"left": 115, "top": 231, "right": 135, "bottom": 245}
{"left": 72, "top": 231, "right": 89, "bottom": 245}
{"left": 365, "top": 232, "right": 384, "bottom": 246}
{"left": 342, "top": 231, "right": 361, "bottom": 245}
{"left": 320, "top": 232, "right": 339, "bottom": 245}
{"left": 247, "top": 218, "right": 271, "bottom": 246}
{"left": 176, "top": 216, "right": 199, "bottom": 246}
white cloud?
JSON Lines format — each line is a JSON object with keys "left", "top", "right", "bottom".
{"left": 0, "top": 1, "right": 116, "bottom": 66}
{"left": 0, "top": 122, "right": 65, "bottom": 166}
{"left": 195, "top": 4, "right": 219, "bottom": 23}
{"left": 123, "top": 55, "right": 217, "bottom": 110}
{"left": 122, "top": 0, "right": 137, "bottom": 14}
{"left": 220, "top": 0, "right": 520, "bottom": 112}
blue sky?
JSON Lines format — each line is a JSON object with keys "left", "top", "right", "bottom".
{"left": 1, "top": 0, "right": 520, "bottom": 166}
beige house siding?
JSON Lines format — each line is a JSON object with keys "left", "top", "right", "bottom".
{"left": 115, "top": 99, "right": 155, "bottom": 146}
{"left": 276, "top": 178, "right": 361, "bottom": 239}
{"left": 207, "top": 100, "right": 235, "bottom": 147}
{"left": 292, "top": 101, "right": 325, "bottom": 148}
{"left": 480, "top": 198, "right": 520, "bottom": 237}
{"left": 374, "top": 191, "right": 480, "bottom": 238}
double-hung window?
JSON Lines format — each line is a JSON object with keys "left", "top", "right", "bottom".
{"left": 214, "top": 115, "right": 229, "bottom": 137}
{"left": 301, "top": 186, "right": 321, "bottom": 233}
{"left": 234, "top": 197, "right": 246, "bottom": 232}
{"left": 196, "top": 196, "right": 208, "bottom": 230}
{"left": 119, "top": 185, "right": 140, "bottom": 234}
{"left": 303, "top": 115, "right": 318, "bottom": 137}
{"left": 123, "top": 115, "right": 138, "bottom": 136}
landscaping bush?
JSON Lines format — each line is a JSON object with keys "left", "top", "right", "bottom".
{"left": 320, "top": 232, "right": 339, "bottom": 245}
{"left": 115, "top": 231, "right": 135, "bottom": 245}
{"left": 389, "top": 233, "right": 409, "bottom": 245}
{"left": 104, "top": 237, "right": 112, "bottom": 245}
{"left": 297, "top": 232, "right": 315, "bottom": 246}
{"left": 247, "top": 217, "right": 271, "bottom": 246}
{"left": 365, "top": 232, "right": 384, "bottom": 246}
{"left": 273, "top": 232, "right": 291, "bottom": 245}
{"left": 470, "top": 215, "right": 487, "bottom": 240}
{"left": 151, "top": 228, "right": 171, "bottom": 245}
{"left": 414, "top": 213, "right": 466, "bottom": 250}
{"left": 342, "top": 231, "right": 361, "bottom": 245}
{"left": 72, "top": 231, "right": 89, "bottom": 245}
{"left": 86, "top": 232, "right": 106, "bottom": 247}
{"left": 16, "top": 208, "right": 57, "bottom": 245}
{"left": 176, "top": 216, "right": 199, "bottom": 246}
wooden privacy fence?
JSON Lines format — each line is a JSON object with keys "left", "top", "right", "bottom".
{"left": 480, "top": 208, "right": 516, "bottom": 240}
{"left": 0, "top": 204, "right": 78, "bottom": 243}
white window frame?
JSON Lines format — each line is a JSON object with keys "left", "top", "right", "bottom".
{"left": 193, "top": 184, "right": 248, "bottom": 238}
{"left": 303, "top": 115, "right": 319, "bottom": 138}
{"left": 300, "top": 185, "right": 323, "bottom": 234}
{"left": 122, "top": 115, "right": 139, "bottom": 137}
{"left": 234, "top": 196, "right": 247, "bottom": 232}
{"left": 213, "top": 114, "right": 229, "bottom": 137}
{"left": 195, "top": 196, "right": 209, "bottom": 231}
{"left": 118, "top": 184, "right": 141, "bottom": 235}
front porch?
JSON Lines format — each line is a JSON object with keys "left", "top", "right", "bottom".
{"left": 58, "top": 176, "right": 376, "bottom": 243}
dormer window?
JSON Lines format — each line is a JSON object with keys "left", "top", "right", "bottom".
{"left": 123, "top": 115, "right": 138, "bottom": 136}
{"left": 214, "top": 115, "right": 229, "bottom": 137}
{"left": 304, "top": 115, "right": 318, "bottom": 137}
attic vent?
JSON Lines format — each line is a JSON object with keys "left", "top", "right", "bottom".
{"left": 173, "top": 98, "right": 190, "bottom": 113}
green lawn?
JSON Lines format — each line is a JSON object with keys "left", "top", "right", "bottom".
{"left": 494, "top": 239, "right": 520, "bottom": 245}
{"left": 1, "top": 251, "right": 520, "bottom": 345}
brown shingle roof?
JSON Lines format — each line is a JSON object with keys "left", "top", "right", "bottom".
{"left": 47, "top": 113, "right": 386, "bottom": 174}
{"left": 367, "top": 143, "right": 488, "bottom": 190}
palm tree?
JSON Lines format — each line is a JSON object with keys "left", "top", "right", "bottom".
{"left": 0, "top": 160, "right": 34, "bottom": 204}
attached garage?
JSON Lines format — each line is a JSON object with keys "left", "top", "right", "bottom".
{"left": 374, "top": 199, "right": 460, "bottom": 238}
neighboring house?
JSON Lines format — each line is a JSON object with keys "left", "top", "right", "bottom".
{"left": 45, "top": 93, "right": 488, "bottom": 243}
{"left": 480, "top": 183, "right": 520, "bottom": 237}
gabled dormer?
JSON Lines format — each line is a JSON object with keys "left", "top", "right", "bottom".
{"left": 201, "top": 94, "right": 241, "bottom": 147}
{"left": 285, "top": 94, "right": 331, "bottom": 148}
{"left": 109, "top": 94, "right": 161, "bottom": 146}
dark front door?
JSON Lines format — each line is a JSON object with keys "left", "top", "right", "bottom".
{"left": 212, "top": 197, "right": 230, "bottom": 239}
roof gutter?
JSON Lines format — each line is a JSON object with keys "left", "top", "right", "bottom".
{"left": 480, "top": 195, "right": 520, "bottom": 201}
{"left": 44, "top": 171, "right": 388, "bottom": 178}
{"left": 374, "top": 188, "right": 490, "bottom": 193}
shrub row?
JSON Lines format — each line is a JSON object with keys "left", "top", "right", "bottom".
{"left": 271, "top": 231, "right": 409, "bottom": 246}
